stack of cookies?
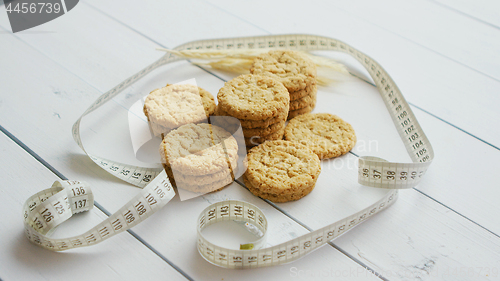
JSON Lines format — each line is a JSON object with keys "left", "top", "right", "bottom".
{"left": 160, "top": 123, "right": 239, "bottom": 193}
{"left": 243, "top": 140, "right": 321, "bottom": 203}
{"left": 216, "top": 74, "right": 289, "bottom": 147}
{"left": 250, "top": 50, "right": 317, "bottom": 120}
{"left": 143, "top": 83, "right": 216, "bottom": 138}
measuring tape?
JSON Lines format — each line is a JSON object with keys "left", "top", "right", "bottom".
{"left": 23, "top": 34, "right": 433, "bottom": 268}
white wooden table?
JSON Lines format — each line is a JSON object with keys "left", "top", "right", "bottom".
{"left": 1, "top": 0, "right": 499, "bottom": 280}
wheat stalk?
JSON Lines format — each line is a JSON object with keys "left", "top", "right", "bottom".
{"left": 157, "top": 48, "right": 275, "bottom": 59}
{"left": 157, "top": 48, "right": 349, "bottom": 86}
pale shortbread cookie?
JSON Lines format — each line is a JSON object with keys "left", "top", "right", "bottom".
{"left": 289, "top": 90, "right": 317, "bottom": 111}
{"left": 250, "top": 50, "right": 317, "bottom": 92}
{"left": 144, "top": 84, "right": 216, "bottom": 136}
{"left": 244, "top": 126, "right": 285, "bottom": 147}
{"left": 216, "top": 105, "right": 286, "bottom": 129}
{"left": 164, "top": 156, "right": 237, "bottom": 186}
{"left": 160, "top": 123, "right": 239, "bottom": 175}
{"left": 290, "top": 83, "right": 317, "bottom": 101}
{"left": 164, "top": 164, "right": 232, "bottom": 193}
{"left": 243, "top": 175, "right": 315, "bottom": 203}
{"left": 244, "top": 140, "right": 321, "bottom": 201}
{"left": 177, "top": 176, "right": 233, "bottom": 193}
{"left": 284, "top": 113, "right": 356, "bottom": 159}
{"left": 217, "top": 74, "right": 289, "bottom": 120}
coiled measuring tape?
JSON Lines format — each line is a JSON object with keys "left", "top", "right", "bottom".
{"left": 23, "top": 34, "right": 433, "bottom": 268}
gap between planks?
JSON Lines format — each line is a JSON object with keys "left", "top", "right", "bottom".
{"left": 3, "top": 0, "right": 496, "bottom": 249}
{"left": 428, "top": 0, "right": 500, "bottom": 30}
{"left": 84, "top": 0, "right": 500, "bottom": 237}
{"left": 0, "top": 20, "right": 390, "bottom": 281}
{"left": 0, "top": 124, "right": 195, "bottom": 281}
{"left": 2, "top": 2, "right": 499, "bottom": 278}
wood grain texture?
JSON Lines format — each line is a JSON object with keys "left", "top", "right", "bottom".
{"left": 313, "top": 79, "right": 500, "bottom": 235}
{"left": 0, "top": 0, "right": 499, "bottom": 280}
{"left": 313, "top": 0, "right": 500, "bottom": 80}
{"left": 274, "top": 153, "right": 500, "bottom": 280}
{"left": 0, "top": 26, "right": 382, "bottom": 281}
{"left": 65, "top": 0, "right": 500, "bottom": 236}
{"left": 194, "top": 0, "right": 500, "bottom": 149}
{"left": 432, "top": 0, "right": 500, "bottom": 28}
{"left": 0, "top": 132, "right": 187, "bottom": 281}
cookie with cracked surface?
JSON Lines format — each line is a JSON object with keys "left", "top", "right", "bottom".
{"left": 244, "top": 140, "right": 321, "bottom": 198}
{"left": 243, "top": 175, "right": 315, "bottom": 203}
{"left": 284, "top": 113, "right": 356, "bottom": 159}
{"left": 216, "top": 105, "right": 286, "bottom": 129}
{"left": 144, "top": 84, "right": 215, "bottom": 136}
{"left": 217, "top": 74, "right": 289, "bottom": 120}
{"left": 250, "top": 50, "right": 317, "bottom": 92}
{"left": 289, "top": 83, "right": 317, "bottom": 101}
{"left": 160, "top": 123, "right": 239, "bottom": 175}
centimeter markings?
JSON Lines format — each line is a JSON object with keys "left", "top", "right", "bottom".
{"left": 24, "top": 35, "right": 432, "bottom": 268}
{"left": 197, "top": 193, "right": 397, "bottom": 268}
{"left": 69, "top": 34, "right": 432, "bottom": 190}
{"left": 89, "top": 155, "right": 161, "bottom": 188}
{"left": 177, "top": 35, "right": 433, "bottom": 190}
{"left": 70, "top": 34, "right": 432, "bottom": 190}
{"left": 24, "top": 170, "right": 175, "bottom": 251}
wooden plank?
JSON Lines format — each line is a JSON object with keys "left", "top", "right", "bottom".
{"left": 433, "top": 0, "right": 500, "bottom": 28}
{"left": 0, "top": 30, "right": 382, "bottom": 281}
{"left": 190, "top": 0, "right": 500, "bottom": 149}
{"left": 164, "top": 0, "right": 500, "bottom": 231}
{"left": 18, "top": 0, "right": 497, "bottom": 235}
{"left": 312, "top": 78, "right": 500, "bottom": 234}
{"left": 132, "top": 182, "right": 387, "bottom": 280}
{"left": 304, "top": 0, "right": 500, "bottom": 80}
{"left": 0, "top": 133, "right": 188, "bottom": 281}
{"left": 297, "top": 157, "right": 500, "bottom": 280}
{"left": 1, "top": 1, "right": 499, "bottom": 279}
{"left": 0, "top": 4, "right": 162, "bottom": 92}
{"left": 68, "top": 2, "right": 500, "bottom": 278}
{"left": 4, "top": 0, "right": 499, "bottom": 149}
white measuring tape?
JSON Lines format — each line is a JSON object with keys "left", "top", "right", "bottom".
{"left": 23, "top": 34, "right": 433, "bottom": 268}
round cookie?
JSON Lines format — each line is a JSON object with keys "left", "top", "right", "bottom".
{"left": 216, "top": 106, "right": 286, "bottom": 129}
{"left": 250, "top": 50, "right": 317, "bottom": 92}
{"left": 243, "top": 175, "right": 315, "bottom": 203}
{"left": 244, "top": 126, "right": 285, "bottom": 147}
{"left": 289, "top": 90, "right": 317, "bottom": 111}
{"left": 284, "top": 113, "right": 357, "bottom": 159}
{"left": 290, "top": 83, "right": 317, "bottom": 101}
{"left": 164, "top": 84, "right": 216, "bottom": 116}
{"left": 244, "top": 140, "right": 321, "bottom": 198}
{"left": 217, "top": 74, "right": 289, "bottom": 120}
{"left": 160, "top": 123, "right": 239, "bottom": 175}
{"left": 143, "top": 84, "right": 216, "bottom": 132}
